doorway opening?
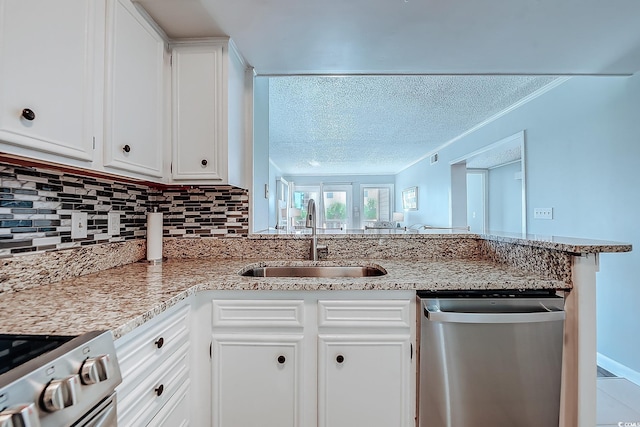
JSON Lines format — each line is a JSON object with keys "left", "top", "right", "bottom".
{"left": 450, "top": 131, "right": 527, "bottom": 235}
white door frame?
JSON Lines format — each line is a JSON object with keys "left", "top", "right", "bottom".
{"left": 449, "top": 131, "right": 527, "bottom": 235}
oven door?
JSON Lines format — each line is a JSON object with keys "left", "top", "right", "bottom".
{"left": 77, "top": 392, "right": 118, "bottom": 427}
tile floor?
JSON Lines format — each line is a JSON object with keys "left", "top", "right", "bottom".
{"left": 598, "top": 377, "right": 640, "bottom": 426}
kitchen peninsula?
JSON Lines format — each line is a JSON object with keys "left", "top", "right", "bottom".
{"left": 0, "top": 233, "right": 631, "bottom": 427}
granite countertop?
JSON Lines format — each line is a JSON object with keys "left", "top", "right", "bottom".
{"left": 0, "top": 257, "right": 568, "bottom": 340}
{"left": 251, "top": 230, "right": 633, "bottom": 254}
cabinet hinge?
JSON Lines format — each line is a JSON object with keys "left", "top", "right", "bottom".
{"left": 410, "top": 343, "right": 413, "bottom": 360}
{"left": 170, "top": 54, "right": 173, "bottom": 67}
{"left": 209, "top": 342, "right": 212, "bottom": 359}
{"left": 92, "top": 137, "right": 95, "bottom": 150}
{"left": 170, "top": 162, "right": 172, "bottom": 173}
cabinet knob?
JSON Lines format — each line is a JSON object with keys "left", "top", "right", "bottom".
{"left": 277, "top": 355, "right": 286, "bottom": 364}
{"left": 122, "top": 144, "right": 131, "bottom": 153}
{"left": 155, "top": 337, "right": 164, "bottom": 349}
{"left": 336, "top": 355, "right": 344, "bottom": 364}
{"left": 21, "top": 108, "right": 36, "bottom": 121}
{"left": 201, "top": 159, "right": 208, "bottom": 167}
{"left": 155, "top": 384, "right": 164, "bottom": 397}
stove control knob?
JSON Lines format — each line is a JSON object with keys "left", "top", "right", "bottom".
{"left": 41, "top": 375, "right": 79, "bottom": 412}
{"left": 0, "top": 403, "right": 41, "bottom": 427}
{"left": 80, "top": 354, "right": 110, "bottom": 385}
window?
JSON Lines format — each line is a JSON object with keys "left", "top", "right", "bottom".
{"left": 361, "top": 185, "right": 393, "bottom": 228}
{"left": 291, "top": 186, "right": 319, "bottom": 228}
{"left": 287, "top": 182, "right": 399, "bottom": 231}
{"left": 322, "top": 185, "right": 352, "bottom": 230}
{"left": 289, "top": 183, "right": 353, "bottom": 230}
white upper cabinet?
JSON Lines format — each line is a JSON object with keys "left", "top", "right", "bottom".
{"left": 103, "top": 0, "right": 165, "bottom": 178}
{"left": 171, "top": 41, "right": 250, "bottom": 187}
{"left": 0, "top": 1, "right": 251, "bottom": 185}
{"left": 0, "top": 0, "right": 98, "bottom": 163}
{"left": 171, "top": 44, "right": 222, "bottom": 181}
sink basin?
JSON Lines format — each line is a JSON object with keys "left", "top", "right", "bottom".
{"left": 241, "top": 265, "right": 387, "bottom": 278}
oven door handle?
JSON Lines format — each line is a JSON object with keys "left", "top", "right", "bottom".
{"left": 424, "top": 306, "right": 565, "bottom": 324}
{"left": 79, "top": 392, "right": 118, "bottom": 427}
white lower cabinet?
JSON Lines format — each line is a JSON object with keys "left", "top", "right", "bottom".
{"left": 113, "top": 292, "right": 414, "bottom": 427}
{"left": 318, "top": 334, "right": 412, "bottom": 427}
{"left": 115, "top": 300, "right": 192, "bottom": 426}
{"left": 209, "top": 292, "right": 415, "bottom": 427}
{"left": 211, "top": 335, "right": 304, "bottom": 427}
{"left": 317, "top": 298, "right": 413, "bottom": 427}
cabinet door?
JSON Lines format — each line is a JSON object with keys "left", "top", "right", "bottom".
{"left": 212, "top": 334, "right": 303, "bottom": 427}
{"left": 103, "top": 0, "right": 164, "bottom": 177}
{"left": 0, "top": 0, "right": 96, "bottom": 161}
{"left": 171, "top": 44, "right": 225, "bottom": 181}
{"left": 318, "top": 334, "right": 412, "bottom": 427}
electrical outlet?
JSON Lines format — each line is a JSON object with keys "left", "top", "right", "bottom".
{"left": 534, "top": 208, "right": 553, "bottom": 220}
{"left": 71, "top": 212, "right": 88, "bottom": 239}
{"left": 108, "top": 212, "right": 121, "bottom": 236}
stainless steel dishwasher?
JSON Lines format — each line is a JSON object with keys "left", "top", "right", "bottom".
{"left": 418, "top": 290, "right": 565, "bottom": 427}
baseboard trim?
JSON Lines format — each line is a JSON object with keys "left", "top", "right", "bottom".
{"left": 597, "top": 352, "right": 640, "bottom": 386}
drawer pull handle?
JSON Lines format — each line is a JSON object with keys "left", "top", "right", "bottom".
{"left": 336, "top": 355, "right": 344, "bottom": 364}
{"left": 277, "top": 355, "right": 286, "bottom": 364}
{"left": 201, "top": 159, "right": 208, "bottom": 166}
{"left": 155, "top": 337, "right": 164, "bottom": 349}
{"left": 155, "top": 384, "right": 164, "bottom": 396}
{"left": 22, "top": 108, "right": 36, "bottom": 121}
{"left": 122, "top": 144, "right": 131, "bottom": 153}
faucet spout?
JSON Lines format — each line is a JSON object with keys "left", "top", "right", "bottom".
{"left": 306, "top": 199, "right": 318, "bottom": 261}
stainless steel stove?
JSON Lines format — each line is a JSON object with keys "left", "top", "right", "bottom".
{"left": 0, "top": 331, "right": 122, "bottom": 427}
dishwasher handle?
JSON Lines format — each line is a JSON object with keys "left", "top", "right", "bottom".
{"left": 424, "top": 306, "right": 565, "bottom": 324}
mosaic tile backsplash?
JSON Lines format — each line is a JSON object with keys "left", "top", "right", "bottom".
{"left": 152, "top": 186, "right": 249, "bottom": 237}
{"left": 0, "top": 163, "right": 249, "bottom": 258}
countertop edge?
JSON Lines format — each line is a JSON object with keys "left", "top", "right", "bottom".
{"left": 246, "top": 232, "right": 632, "bottom": 253}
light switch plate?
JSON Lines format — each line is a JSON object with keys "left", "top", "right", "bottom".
{"left": 534, "top": 208, "right": 553, "bottom": 220}
{"left": 108, "top": 212, "right": 121, "bottom": 236}
{"left": 71, "top": 212, "right": 88, "bottom": 238}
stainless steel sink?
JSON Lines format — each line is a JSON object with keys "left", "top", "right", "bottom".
{"left": 241, "top": 265, "right": 387, "bottom": 278}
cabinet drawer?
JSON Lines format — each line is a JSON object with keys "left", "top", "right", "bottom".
{"left": 212, "top": 299, "right": 304, "bottom": 328}
{"left": 147, "top": 377, "right": 191, "bottom": 427}
{"left": 116, "top": 304, "right": 190, "bottom": 387}
{"left": 318, "top": 300, "right": 411, "bottom": 329}
{"left": 117, "top": 341, "right": 190, "bottom": 427}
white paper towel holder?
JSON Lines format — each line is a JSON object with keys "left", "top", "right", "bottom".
{"left": 145, "top": 258, "right": 166, "bottom": 265}
{"left": 146, "top": 208, "right": 165, "bottom": 264}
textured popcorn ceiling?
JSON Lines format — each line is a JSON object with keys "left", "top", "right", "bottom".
{"left": 269, "top": 75, "right": 557, "bottom": 175}
{"left": 466, "top": 145, "right": 522, "bottom": 170}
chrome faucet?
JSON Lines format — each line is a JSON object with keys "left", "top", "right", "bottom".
{"left": 306, "top": 199, "right": 318, "bottom": 261}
